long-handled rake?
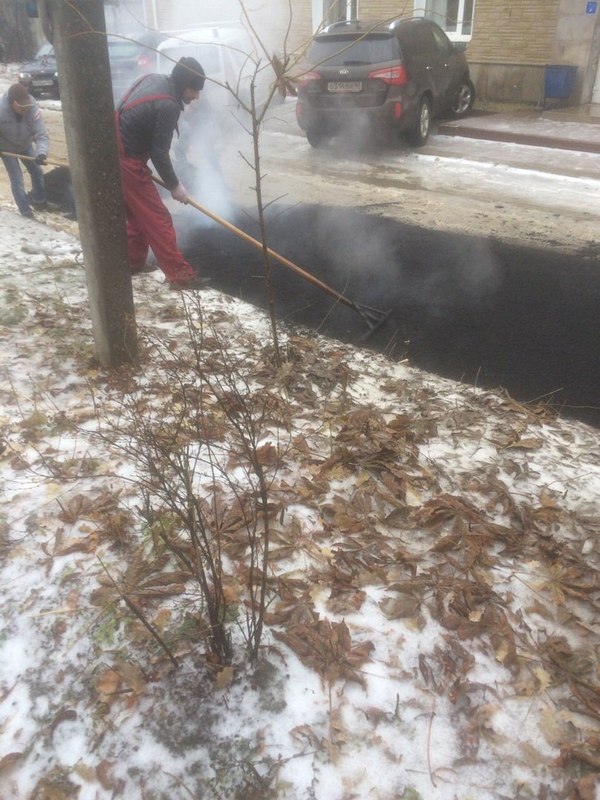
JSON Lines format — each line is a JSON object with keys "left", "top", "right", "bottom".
{"left": 153, "top": 176, "right": 392, "bottom": 338}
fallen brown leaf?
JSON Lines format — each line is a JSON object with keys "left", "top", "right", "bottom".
{"left": 274, "top": 618, "right": 373, "bottom": 688}
{"left": 215, "top": 666, "right": 235, "bottom": 690}
{"left": 0, "top": 752, "right": 23, "bottom": 774}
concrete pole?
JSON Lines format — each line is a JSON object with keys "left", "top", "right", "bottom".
{"left": 42, "top": 0, "right": 137, "bottom": 365}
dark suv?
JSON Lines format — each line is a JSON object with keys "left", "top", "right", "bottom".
{"left": 295, "top": 17, "right": 474, "bottom": 147}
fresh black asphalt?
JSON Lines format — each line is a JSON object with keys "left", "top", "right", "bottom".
{"left": 182, "top": 204, "right": 600, "bottom": 428}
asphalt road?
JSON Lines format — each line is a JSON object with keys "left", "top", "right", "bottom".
{"left": 2, "top": 88, "right": 598, "bottom": 254}
{"left": 240, "top": 99, "right": 600, "bottom": 254}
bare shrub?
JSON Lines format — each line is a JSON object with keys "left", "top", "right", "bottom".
{"left": 98, "top": 297, "right": 287, "bottom": 664}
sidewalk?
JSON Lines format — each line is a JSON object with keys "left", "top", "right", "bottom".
{"left": 437, "top": 104, "right": 600, "bottom": 154}
{"left": 270, "top": 96, "right": 600, "bottom": 154}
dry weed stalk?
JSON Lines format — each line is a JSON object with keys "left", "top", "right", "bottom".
{"left": 97, "top": 555, "right": 179, "bottom": 667}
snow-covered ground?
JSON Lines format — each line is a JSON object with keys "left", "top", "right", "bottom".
{"left": 2, "top": 54, "right": 600, "bottom": 800}
{"left": 1, "top": 198, "right": 599, "bottom": 800}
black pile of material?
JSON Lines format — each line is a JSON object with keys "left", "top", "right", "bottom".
{"left": 180, "top": 204, "right": 600, "bottom": 428}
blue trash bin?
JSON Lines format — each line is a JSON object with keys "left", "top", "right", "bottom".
{"left": 544, "top": 65, "right": 577, "bottom": 99}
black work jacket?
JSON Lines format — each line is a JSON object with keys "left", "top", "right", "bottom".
{"left": 117, "top": 73, "right": 182, "bottom": 190}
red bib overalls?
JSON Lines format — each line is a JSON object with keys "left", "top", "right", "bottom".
{"left": 116, "top": 82, "right": 195, "bottom": 282}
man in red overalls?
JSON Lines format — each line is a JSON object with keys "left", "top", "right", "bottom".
{"left": 116, "top": 57, "right": 208, "bottom": 291}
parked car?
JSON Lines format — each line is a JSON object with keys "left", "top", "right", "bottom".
{"left": 295, "top": 17, "right": 475, "bottom": 147}
{"left": 17, "top": 32, "right": 168, "bottom": 104}
{"left": 109, "top": 30, "right": 168, "bottom": 104}
{"left": 18, "top": 42, "right": 59, "bottom": 98}
{"left": 155, "top": 24, "right": 272, "bottom": 111}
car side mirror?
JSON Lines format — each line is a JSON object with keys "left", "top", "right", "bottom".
{"left": 453, "top": 42, "right": 467, "bottom": 53}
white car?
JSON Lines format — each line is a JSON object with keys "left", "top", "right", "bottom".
{"left": 156, "top": 24, "right": 274, "bottom": 110}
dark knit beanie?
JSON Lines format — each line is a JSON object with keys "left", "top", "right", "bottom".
{"left": 171, "top": 57, "right": 205, "bottom": 95}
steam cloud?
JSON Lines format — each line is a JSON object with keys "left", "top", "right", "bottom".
{"left": 106, "top": 2, "right": 294, "bottom": 245}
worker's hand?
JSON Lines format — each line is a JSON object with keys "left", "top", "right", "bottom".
{"left": 171, "top": 183, "right": 189, "bottom": 204}
{"left": 35, "top": 153, "right": 47, "bottom": 165}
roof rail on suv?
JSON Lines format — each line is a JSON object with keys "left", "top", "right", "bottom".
{"left": 322, "top": 19, "right": 379, "bottom": 33}
{"left": 388, "top": 16, "right": 418, "bottom": 30}
{"left": 321, "top": 18, "right": 416, "bottom": 35}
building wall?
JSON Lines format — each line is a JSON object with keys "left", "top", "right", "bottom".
{"left": 152, "top": 0, "right": 239, "bottom": 29}
{"left": 355, "top": 0, "right": 600, "bottom": 106}
{"left": 466, "top": 0, "right": 560, "bottom": 64}
{"left": 353, "top": 1, "right": 414, "bottom": 18}
{"left": 466, "top": 0, "right": 600, "bottom": 105}
{"left": 552, "top": 0, "right": 600, "bottom": 102}
{"left": 288, "top": 0, "right": 315, "bottom": 54}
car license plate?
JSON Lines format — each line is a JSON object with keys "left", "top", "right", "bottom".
{"left": 327, "top": 81, "right": 362, "bottom": 93}
{"left": 33, "top": 79, "right": 54, "bottom": 86}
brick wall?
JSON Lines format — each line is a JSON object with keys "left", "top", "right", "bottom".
{"left": 462, "top": 0, "right": 561, "bottom": 65}
{"left": 466, "top": 0, "right": 600, "bottom": 104}
{"left": 274, "top": 0, "right": 314, "bottom": 55}
{"left": 349, "top": 0, "right": 561, "bottom": 65}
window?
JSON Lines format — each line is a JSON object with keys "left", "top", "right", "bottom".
{"left": 158, "top": 43, "right": 223, "bottom": 75}
{"left": 324, "top": 0, "right": 358, "bottom": 25}
{"left": 309, "top": 33, "right": 400, "bottom": 66}
{"left": 430, "top": 24, "right": 453, "bottom": 54}
{"left": 399, "top": 23, "right": 438, "bottom": 54}
{"left": 414, "top": 0, "right": 474, "bottom": 41}
{"left": 107, "top": 40, "right": 141, "bottom": 59}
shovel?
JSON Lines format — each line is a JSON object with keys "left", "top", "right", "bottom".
{"left": 152, "top": 176, "right": 392, "bottom": 338}
{"left": 0, "top": 150, "right": 69, "bottom": 168}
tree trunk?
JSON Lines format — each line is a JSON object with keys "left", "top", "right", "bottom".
{"left": 0, "top": 0, "right": 39, "bottom": 62}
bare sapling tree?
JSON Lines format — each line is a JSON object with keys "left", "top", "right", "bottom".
{"left": 162, "top": 1, "right": 309, "bottom": 368}
{"left": 215, "top": 1, "right": 299, "bottom": 368}
{"left": 200, "top": 1, "right": 406, "bottom": 365}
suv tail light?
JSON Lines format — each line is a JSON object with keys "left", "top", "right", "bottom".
{"left": 367, "top": 66, "right": 408, "bottom": 85}
{"left": 297, "top": 70, "right": 322, "bottom": 87}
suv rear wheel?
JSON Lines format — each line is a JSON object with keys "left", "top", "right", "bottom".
{"left": 450, "top": 78, "right": 475, "bottom": 118}
{"left": 406, "top": 96, "right": 431, "bottom": 147}
{"left": 306, "top": 130, "right": 330, "bottom": 148}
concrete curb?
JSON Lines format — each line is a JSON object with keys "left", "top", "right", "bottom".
{"left": 437, "top": 120, "right": 600, "bottom": 154}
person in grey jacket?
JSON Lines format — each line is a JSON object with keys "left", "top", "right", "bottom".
{"left": 0, "top": 83, "right": 49, "bottom": 217}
